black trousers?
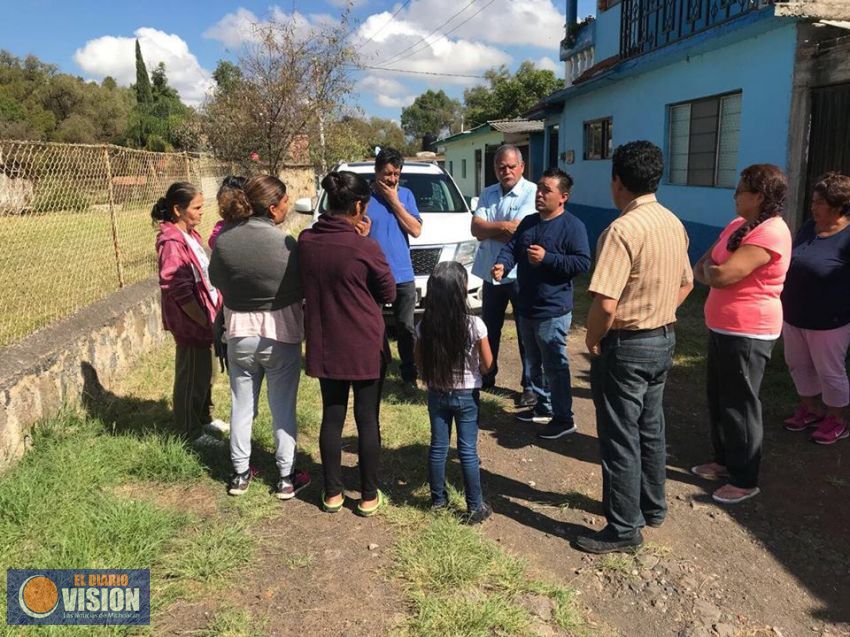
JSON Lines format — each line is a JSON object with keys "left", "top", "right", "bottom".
{"left": 319, "top": 367, "right": 386, "bottom": 501}
{"left": 591, "top": 328, "right": 674, "bottom": 538}
{"left": 173, "top": 343, "right": 213, "bottom": 439}
{"left": 706, "top": 331, "right": 775, "bottom": 489}
{"left": 392, "top": 281, "right": 418, "bottom": 382}
{"left": 481, "top": 281, "right": 529, "bottom": 389}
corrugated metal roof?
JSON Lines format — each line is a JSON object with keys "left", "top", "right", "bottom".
{"left": 488, "top": 119, "right": 545, "bottom": 133}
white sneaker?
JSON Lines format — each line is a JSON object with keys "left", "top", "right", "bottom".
{"left": 203, "top": 419, "right": 230, "bottom": 435}
{"left": 192, "top": 433, "right": 226, "bottom": 449}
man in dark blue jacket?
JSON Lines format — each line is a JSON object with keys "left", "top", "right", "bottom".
{"left": 492, "top": 168, "right": 591, "bottom": 439}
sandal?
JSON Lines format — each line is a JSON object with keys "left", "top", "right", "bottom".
{"left": 321, "top": 491, "right": 345, "bottom": 513}
{"left": 355, "top": 490, "right": 385, "bottom": 517}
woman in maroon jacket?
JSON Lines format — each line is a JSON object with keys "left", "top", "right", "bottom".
{"left": 152, "top": 182, "right": 223, "bottom": 443}
{"left": 299, "top": 171, "right": 396, "bottom": 515}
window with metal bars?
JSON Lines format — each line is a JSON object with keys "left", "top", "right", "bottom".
{"left": 583, "top": 118, "right": 613, "bottom": 160}
{"left": 668, "top": 91, "right": 741, "bottom": 188}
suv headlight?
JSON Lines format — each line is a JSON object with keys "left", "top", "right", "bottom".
{"left": 453, "top": 241, "right": 478, "bottom": 267}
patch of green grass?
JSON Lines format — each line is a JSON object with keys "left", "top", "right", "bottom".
{"left": 396, "top": 517, "right": 525, "bottom": 593}
{"left": 127, "top": 434, "right": 207, "bottom": 482}
{"left": 162, "top": 521, "right": 251, "bottom": 584}
{"left": 403, "top": 591, "right": 531, "bottom": 637}
{"left": 0, "top": 400, "right": 265, "bottom": 631}
{"left": 393, "top": 518, "right": 585, "bottom": 636}
{"left": 598, "top": 553, "right": 636, "bottom": 577}
{"left": 201, "top": 606, "right": 268, "bottom": 637}
{"left": 281, "top": 551, "right": 315, "bottom": 570}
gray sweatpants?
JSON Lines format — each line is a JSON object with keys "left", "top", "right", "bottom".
{"left": 227, "top": 336, "right": 301, "bottom": 476}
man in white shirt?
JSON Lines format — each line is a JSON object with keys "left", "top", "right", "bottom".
{"left": 470, "top": 144, "right": 536, "bottom": 403}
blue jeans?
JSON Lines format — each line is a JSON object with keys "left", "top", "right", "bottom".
{"left": 590, "top": 327, "right": 675, "bottom": 539}
{"left": 428, "top": 389, "right": 483, "bottom": 512}
{"left": 518, "top": 313, "right": 573, "bottom": 422}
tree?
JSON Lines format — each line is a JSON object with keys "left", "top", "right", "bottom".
{"left": 134, "top": 40, "right": 153, "bottom": 106}
{"left": 401, "top": 90, "right": 462, "bottom": 142}
{"left": 463, "top": 61, "right": 564, "bottom": 127}
{"left": 0, "top": 50, "right": 132, "bottom": 143}
{"left": 151, "top": 63, "right": 179, "bottom": 100}
{"left": 125, "top": 53, "right": 192, "bottom": 151}
{"left": 320, "top": 114, "right": 415, "bottom": 167}
{"left": 202, "top": 13, "right": 357, "bottom": 175}
{"left": 211, "top": 61, "right": 242, "bottom": 95}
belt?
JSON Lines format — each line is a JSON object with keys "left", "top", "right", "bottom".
{"left": 604, "top": 323, "right": 674, "bottom": 341}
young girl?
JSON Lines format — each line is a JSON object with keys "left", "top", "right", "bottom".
{"left": 416, "top": 261, "right": 494, "bottom": 524}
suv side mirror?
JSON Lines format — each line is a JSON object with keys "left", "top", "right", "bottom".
{"left": 294, "top": 197, "right": 313, "bottom": 214}
{"left": 469, "top": 196, "right": 479, "bottom": 211}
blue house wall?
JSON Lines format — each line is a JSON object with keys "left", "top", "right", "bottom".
{"left": 560, "top": 21, "right": 798, "bottom": 261}
{"left": 528, "top": 131, "right": 545, "bottom": 182}
{"left": 593, "top": 3, "right": 621, "bottom": 60}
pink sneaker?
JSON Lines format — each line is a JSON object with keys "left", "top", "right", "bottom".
{"left": 784, "top": 405, "right": 823, "bottom": 431}
{"left": 811, "top": 415, "right": 849, "bottom": 445}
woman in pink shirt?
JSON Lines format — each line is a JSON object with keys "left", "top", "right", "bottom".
{"left": 692, "top": 164, "right": 792, "bottom": 504}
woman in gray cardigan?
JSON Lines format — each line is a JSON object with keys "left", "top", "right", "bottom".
{"left": 209, "top": 175, "right": 310, "bottom": 499}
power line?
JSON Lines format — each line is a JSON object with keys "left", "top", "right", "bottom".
{"left": 391, "top": 0, "right": 501, "bottom": 67}
{"left": 350, "top": 64, "right": 486, "bottom": 79}
{"left": 356, "top": 0, "right": 413, "bottom": 49}
{"left": 375, "top": 0, "right": 479, "bottom": 67}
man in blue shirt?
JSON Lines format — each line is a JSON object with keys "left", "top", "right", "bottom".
{"left": 363, "top": 147, "right": 423, "bottom": 387}
{"left": 471, "top": 145, "right": 536, "bottom": 403}
{"left": 493, "top": 168, "right": 591, "bottom": 439}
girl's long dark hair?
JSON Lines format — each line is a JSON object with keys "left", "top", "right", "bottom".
{"left": 419, "top": 261, "right": 470, "bottom": 390}
{"left": 726, "top": 164, "right": 787, "bottom": 251}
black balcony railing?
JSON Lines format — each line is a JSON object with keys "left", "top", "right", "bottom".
{"left": 620, "top": 0, "right": 765, "bottom": 60}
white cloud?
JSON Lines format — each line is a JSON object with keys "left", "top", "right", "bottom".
{"left": 358, "top": 20, "right": 512, "bottom": 86}
{"left": 376, "top": 94, "right": 417, "bottom": 108}
{"left": 360, "top": 75, "right": 407, "bottom": 95}
{"left": 203, "top": 8, "right": 325, "bottom": 48}
{"left": 73, "top": 27, "right": 212, "bottom": 106}
{"left": 537, "top": 56, "right": 563, "bottom": 76}
{"left": 202, "top": 8, "right": 265, "bottom": 48}
{"left": 387, "top": 0, "right": 565, "bottom": 48}
{"left": 360, "top": 75, "right": 416, "bottom": 109}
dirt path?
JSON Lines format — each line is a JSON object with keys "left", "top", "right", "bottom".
{"left": 476, "top": 324, "right": 850, "bottom": 637}
{"left": 155, "top": 485, "right": 406, "bottom": 637}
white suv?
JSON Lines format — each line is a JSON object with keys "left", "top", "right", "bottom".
{"left": 295, "top": 161, "right": 482, "bottom": 312}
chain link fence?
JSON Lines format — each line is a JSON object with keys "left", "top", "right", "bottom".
{"left": 0, "top": 141, "right": 235, "bottom": 348}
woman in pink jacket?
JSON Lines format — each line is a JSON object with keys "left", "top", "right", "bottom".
{"left": 152, "top": 182, "right": 223, "bottom": 444}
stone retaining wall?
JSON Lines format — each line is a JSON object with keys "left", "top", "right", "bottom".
{"left": 0, "top": 278, "right": 166, "bottom": 470}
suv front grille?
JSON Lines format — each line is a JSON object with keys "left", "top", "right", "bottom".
{"left": 411, "top": 247, "right": 442, "bottom": 276}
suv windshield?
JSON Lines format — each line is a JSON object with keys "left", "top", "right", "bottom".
{"left": 319, "top": 171, "right": 467, "bottom": 214}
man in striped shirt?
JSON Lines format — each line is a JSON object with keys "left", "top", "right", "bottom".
{"left": 575, "top": 141, "right": 693, "bottom": 554}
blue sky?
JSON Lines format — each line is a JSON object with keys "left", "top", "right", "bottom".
{"left": 0, "top": 0, "right": 597, "bottom": 119}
